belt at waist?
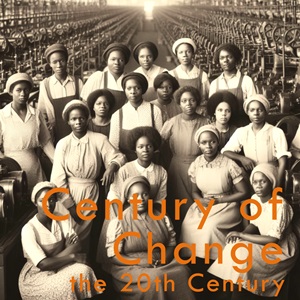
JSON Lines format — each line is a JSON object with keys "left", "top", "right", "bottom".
{"left": 172, "top": 154, "right": 197, "bottom": 163}
{"left": 68, "top": 177, "right": 96, "bottom": 185}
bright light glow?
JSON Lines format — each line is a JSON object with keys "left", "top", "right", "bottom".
{"left": 144, "top": 1, "right": 154, "bottom": 13}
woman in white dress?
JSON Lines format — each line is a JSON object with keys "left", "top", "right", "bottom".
{"left": 18, "top": 181, "right": 101, "bottom": 300}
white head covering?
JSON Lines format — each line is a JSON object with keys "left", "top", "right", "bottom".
{"left": 31, "top": 181, "right": 56, "bottom": 204}
{"left": 194, "top": 124, "right": 220, "bottom": 146}
{"left": 243, "top": 94, "right": 270, "bottom": 114}
{"left": 172, "top": 38, "right": 197, "bottom": 55}
{"left": 250, "top": 163, "right": 278, "bottom": 190}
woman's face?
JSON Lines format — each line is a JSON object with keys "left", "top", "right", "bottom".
{"left": 12, "top": 82, "right": 30, "bottom": 105}
{"left": 215, "top": 101, "right": 232, "bottom": 125}
{"left": 176, "top": 43, "right": 194, "bottom": 66}
{"left": 180, "top": 91, "right": 197, "bottom": 115}
{"left": 36, "top": 189, "right": 57, "bottom": 215}
{"left": 68, "top": 108, "right": 88, "bottom": 135}
{"left": 252, "top": 172, "right": 272, "bottom": 199}
{"left": 199, "top": 131, "right": 219, "bottom": 161}
{"left": 138, "top": 47, "right": 154, "bottom": 70}
{"left": 247, "top": 101, "right": 266, "bottom": 125}
{"left": 93, "top": 96, "right": 110, "bottom": 118}
{"left": 49, "top": 52, "right": 67, "bottom": 76}
{"left": 125, "top": 79, "right": 143, "bottom": 104}
{"left": 107, "top": 50, "right": 126, "bottom": 75}
{"left": 128, "top": 182, "right": 150, "bottom": 213}
{"left": 157, "top": 79, "right": 173, "bottom": 102}
{"left": 219, "top": 49, "right": 236, "bottom": 72}
{"left": 135, "top": 136, "right": 154, "bottom": 163}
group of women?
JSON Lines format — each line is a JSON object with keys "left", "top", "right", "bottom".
{"left": 1, "top": 37, "right": 297, "bottom": 300}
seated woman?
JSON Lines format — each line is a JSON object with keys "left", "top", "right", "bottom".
{"left": 221, "top": 94, "right": 291, "bottom": 187}
{"left": 109, "top": 72, "right": 163, "bottom": 161}
{"left": 180, "top": 125, "right": 249, "bottom": 262}
{"left": 108, "top": 126, "right": 167, "bottom": 209}
{"left": 51, "top": 100, "right": 126, "bottom": 247}
{"left": 207, "top": 90, "right": 239, "bottom": 150}
{"left": 133, "top": 41, "right": 166, "bottom": 101}
{"left": 86, "top": 88, "right": 115, "bottom": 137}
{"left": 150, "top": 72, "right": 181, "bottom": 124}
{"left": 208, "top": 164, "right": 299, "bottom": 299}
{"left": 105, "top": 175, "right": 196, "bottom": 300}
{"left": 2, "top": 73, "right": 54, "bottom": 192}
{"left": 18, "top": 181, "right": 101, "bottom": 300}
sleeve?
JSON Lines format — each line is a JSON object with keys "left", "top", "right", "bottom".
{"left": 188, "top": 159, "right": 197, "bottom": 184}
{"left": 290, "top": 125, "right": 300, "bottom": 151}
{"left": 154, "top": 168, "right": 167, "bottom": 203}
{"left": 100, "top": 135, "right": 126, "bottom": 169}
{"left": 153, "top": 105, "right": 163, "bottom": 132}
{"left": 163, "top": 215, "right": 176, "bottom": 247}
{"left": 221, "top": 128, "right": 244, "bottom": 154}
{"left": 78, "top": 78, "right": 83, "bottom": 96}
{"left": 272, "top": 127, "right": 292, "bottom": 159}
{"left": 160, "top": 117, "right": 174, "bottom": 141}
{"left": 242, "top": 75, "right": 257, "bottom": 99}
{"left": 109, "top": 110, "right": 120, "bottom": 149}
{"left": 80, "top": 71, "right": 102, "bottom": 101}
{"left": 37, "top": 110, "right": 52, "bottom": 147}
{"left": 50, "top": 139, "right": 75, "bottom": 209}
{"left": 228, "top": 159, "right": 243, "bottom": 185}
{"left": 21, "top": 224, "right": 47, "bottom": 267}
{"left": 106, "top": 218, "right": 124, "bottom": 258}
{"left": 107, "top": 167, "right": 126, "bottom": 202}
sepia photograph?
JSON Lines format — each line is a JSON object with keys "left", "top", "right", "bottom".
{"left": 0, "top": 0, "right": 300, "bottom": 299}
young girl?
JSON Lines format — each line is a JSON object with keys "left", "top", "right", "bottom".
{"left": 207, "top": 90, "right": 239, "bottom": 149}
{"left": 133, "top": 41, "right": 166, "bottom": 101}
{"left": 208, "top": 163, "right": 299, "bottom": 299}
{"left": 86, "top": 88, "right": 115, "bottom": 137}
{"left": 169, "top": 38, "right": 210, "bottom": 108}
{"left": 221, "top": 94, "right": 290, "bottom": 187}
{"left": 151, "top": 72, "right": 181, "bottom": 123}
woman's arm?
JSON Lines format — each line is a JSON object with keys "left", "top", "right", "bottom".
{"left": 42, "top": 140, "right": 55, "bottom": 163}
{"left": 215, "top": 179, "right": 249, "bottom": 204}
{"left": 223, "top": 151, "right": 256, "bottom": 171}
{"left": 277, "top": 156, "right": 287, "bottom": 188}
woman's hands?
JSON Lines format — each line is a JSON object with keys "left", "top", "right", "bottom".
{"left": 101, "top": 163, "right": 118, "bottom": 188}
{"left": 226, "top": 231, "right": 242, "bottom": 244}
{"left": 239, "top": 156, "right": 256, "bottom": 171}
{"left": 65, "top": 233, "right": 79, "bottom": 247}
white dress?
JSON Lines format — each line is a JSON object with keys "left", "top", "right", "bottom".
{"left": 208, "top": 194, "right": 299, "bottom": 297}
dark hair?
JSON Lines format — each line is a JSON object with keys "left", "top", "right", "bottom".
{"left": 86, "top": 89, "right": 115, "bottom": 118}
{"left": 174, "top": 86, "right": 201, "bottom": 106}
{"left": 128, "top": 126, "right": 162, "bottom": 151}
{"left": 207, "top": 91, "right": 239, "bottom": 125}
{"left": 213, "top": 43, "right": 242, "bottom": 65}
{"left": 153, "top": 72, "right": 180, "bottom": 92}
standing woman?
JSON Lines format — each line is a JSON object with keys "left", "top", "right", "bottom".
{"left": 169, "top": 38, "right": 210, "bottom": 111}
{"left": 19, "top": 181, "right": 101, "bottom": 300}
{"left": 133, "top": 41, "right": 166, "bottom": 101}
{"left": 1, "top": 73, "right": 54, "bottom": 192}
{"left": 221, "top": 94, "right": 290, "bottom": 187}
{"left": 38, "top": 44, "right": 83, "bottom": 144}
{"left": 207, "top": 90, "right": 239, "bottom": 150}
{"left": 209, "top": 43, "right": 257, "bottom": 126}
{"left": 109, "top": 72, "right": 163, "bottom": 161}
{"left": 160, "top": 86, "right": 208, "bottom": 232}
{"left": 51, "top": 100, "right": 126, "bottom": 245}
{"left": 80, "top": 43, "right": 130, "bottom": 114}
{"left": 86, "top": 88, "right": 115, "bottom": 137}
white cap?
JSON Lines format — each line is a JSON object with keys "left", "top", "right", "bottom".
{"left": 172, "top": 38, "right": 197, "bottom": 55}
